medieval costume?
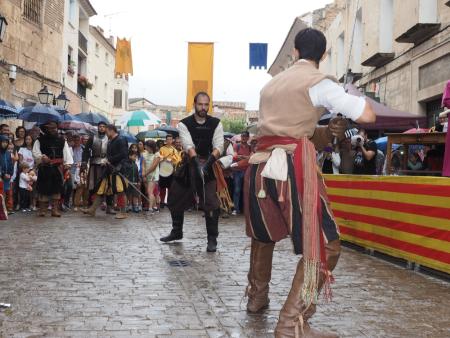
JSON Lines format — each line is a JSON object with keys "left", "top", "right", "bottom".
{"left": 160, "top": 112, "right": 224, "bottom": 252}
{"left": 32, "top": 121, "right": 73, "bottom": 217}
{"left": 83, "top": 129, "right": 128, "bottom": 219}
{"left": 81, "top": 122, "right": 114, "bottom": 213}
{"left": 244, "top": 57, "right": 367, "bottom": 337}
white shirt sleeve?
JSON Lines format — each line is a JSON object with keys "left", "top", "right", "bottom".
{"left": 212, "top": 122, "right": 224, "bottom": 154}
{"left": 32, "top": 140, "right": 43, "bottom": 164}
{"left": 178, "top": 122, "right": 195, "bottom": 151}
{"left": 63, "top": 141, "right": 74, "bottom": 165}
{"left": 309, "top": 79, "right": 366, "bottom": 121}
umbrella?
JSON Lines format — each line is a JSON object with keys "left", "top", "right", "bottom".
{"left": 76, "top": 112, "right": 110, "bottom": 125}
{"left": 0, "top": 100, "right": 19, "bottom": 119}
{"left": 54, "top": 106, "right": 79, "bottom": 121}
{"left": 120, "top": 130, "right": 138, "bottom": 143}
{"left": 59, "top": 121, "right": 95, "bottom": 133}
{"left": 374, "top": 136, "right": 400, "bottom": 153}
{"left": 136, "top": 130, "right": 167, "bottom": 140}
{"left": 18, "top": 104, "right": 62, "bottom": 124}
{"left": 155, "top": 125, "right": 179, "bottom": 137}
{"left": 119, "top": 110, "right": 161, "bottom": 127}
{"left": 403, "top": 128, "right": 430, "bottom": 134}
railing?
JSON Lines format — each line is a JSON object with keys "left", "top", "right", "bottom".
{"left": 78, "top": 31, "right": 88, "bottom": 54}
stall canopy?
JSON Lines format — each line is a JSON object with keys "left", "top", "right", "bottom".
{"left": 346, "top": 84, "right": 427, "bottom": 131}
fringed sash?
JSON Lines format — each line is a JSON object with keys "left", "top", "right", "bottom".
{"left": 256, "top": 136, "right": 331, "bottom": 308}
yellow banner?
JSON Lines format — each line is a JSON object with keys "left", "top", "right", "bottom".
{"left": 186, "top": 42, "right": 214, "bottom": 113}
{"left": 115, "top": 38, "right": 133, "bottom": 76}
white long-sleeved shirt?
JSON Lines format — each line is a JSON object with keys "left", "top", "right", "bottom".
{"left": 32, "top": 139, "right": 74, "bottom": 165}
{"left": 178, "top": 118, "right": 224, "bottom": 155}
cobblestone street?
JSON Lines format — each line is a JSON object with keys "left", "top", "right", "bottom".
{"left": 0, "top": 210, "right": 449, "bottom": 338}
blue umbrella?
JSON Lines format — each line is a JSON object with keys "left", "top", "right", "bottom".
{"left": 120, "top": 130, "right": 138, "bottom": 144}
{"left": 18, "top": 104, "right": 62, "bottom": 124}
{"left": 76, "top": 112, "right": 110, "bottom": 125}
{"left": 375, "top": 136, "right": 400, "bottom": 153}
{"left": 54, "top": 106, "right": 78, "bottom": 121}
{"left": 0, "top": 99, "right": 19, "bottom": 119}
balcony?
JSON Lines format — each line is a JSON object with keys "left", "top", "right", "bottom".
{"left": 361, "top": 52, "right": 395, "bottom": 68}
{"left": 78, "top": 31, "right": 88, "bottom": 55}
{"left": 395, "top": 23, "right": 441, "bottom": 44}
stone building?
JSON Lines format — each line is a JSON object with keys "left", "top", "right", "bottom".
{"left": 0, "top": 0, "right": 65, "bottom": 120}
{"left": 212, "top": 101, "right": 247, "bottom": 119}
{"left": 270, "top": 0, "right": 450, "bottom": 127}
{"left": 61, "top": 0, "right": 96, "bottom": 114}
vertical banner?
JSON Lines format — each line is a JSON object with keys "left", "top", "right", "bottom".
{"left": 249, "top": 43, "right": 268, "bottom": 69}
{"left": 115, "top": 38, "right": 133, "bottom": 76}
{"left": 186, "top": 42, "right": 214, "bottom": 113}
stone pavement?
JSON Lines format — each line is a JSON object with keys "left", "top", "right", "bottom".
{"left": 0, "top": 210, "right": 449, "bottom": 338}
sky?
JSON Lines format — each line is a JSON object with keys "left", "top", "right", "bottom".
{"left": 90, "top": 0, "right": 332, "bottom": 110}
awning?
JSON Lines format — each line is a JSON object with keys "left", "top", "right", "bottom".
{"left": 346, "top": 84, "right": 427, "bottom": 131}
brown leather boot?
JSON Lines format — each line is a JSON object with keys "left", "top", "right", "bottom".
{"left": 275, "top": 240, "right": 341, "bottom": 338}
{"left": 37, "top": 201, "right": 47, "bottom": 217}
{"left": 246, "top": 238, "right": 275, "bottom": 313}
{"left": 82, "top": 196, "right": 102, "bottom": 216}
{"left": 51, "top": 200, "right": 61, "bottom": 217}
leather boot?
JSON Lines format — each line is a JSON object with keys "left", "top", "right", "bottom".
{"left": 160, "top": 211, "right": 184, "bottom": 242}
{"left": 82, "top": 196, "right": 102, "bottom": 216}
{"left": 205, "top": 209, "right": 219, "bottom": 252}
{"left": 37, "top": 201, "right": 47, "bottom": 217}
{"left": 246, "top": 238, "right": 275, "bottom": 313}
{"left": 51, "top": 200, "right": 61, "bottom": 217}
{"left": 275, "top": 240, "right": 341, "bottom": 338}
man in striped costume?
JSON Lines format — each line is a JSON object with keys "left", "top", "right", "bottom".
{"left": 243, "top": 28, "right": 376, "bottom": 338}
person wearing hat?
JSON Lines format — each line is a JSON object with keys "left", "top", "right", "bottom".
{"left": 81, "top": 121, "right": 114, "bottom": 214}
{"left": 32, "top": 120, "right": 73, "bottom": 217}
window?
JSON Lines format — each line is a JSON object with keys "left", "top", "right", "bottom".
{"left": 124, "top": 91, "right": 128, "bottom": 110}
{"left": 95, "top": 43, "right": 100, "bottom": 56}
{"left": 379, "top": 0, "right": 393, "bottom": 52}
{"left": 105, "top": 52, "right": 109, "bottom": 65}
{"left": 94, "top": 76, "right": 98, "bottom": 86}
{"left": 69, "top": 0, "right": 77, "bottom": 25}
{"left": 23, "top": 0, "right": 42, "bottom": 25}
{"left": 114, "top": 90, "right": 123, "bottom": 108}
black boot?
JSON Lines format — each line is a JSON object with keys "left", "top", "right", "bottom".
{"left": 160, "top": 211, "right": 184, "bottom": 242}
{"left": 205, "top": 209, "right": 219, "bottom": 252}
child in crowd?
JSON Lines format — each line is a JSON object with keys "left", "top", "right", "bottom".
{"left": 143, "top": 140, "right": 161, "bottom": 214}
{"left": 123, "top": 150, "right": 140, "bottom": 213}
{"left": 19, "top": 163, "right": 36, "bottom": 212}
{"left": 0, "top": 136, "right": 14, "bottom": 214}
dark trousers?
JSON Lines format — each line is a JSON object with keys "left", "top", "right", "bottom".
{"left": 167, "top": 178, "right": 220, "bottom": 239}
{"left": 233, "top": 171, "right": 245, "bottom": 213}
{"left": 19, "top": 188, "right": 31, "bottom": 210}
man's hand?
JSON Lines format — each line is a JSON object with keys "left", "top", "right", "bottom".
{"left": 328, "top": 117, "right": 349, "bottom": 141}
{"left": 41, "top": 155, "right": 50, "bottom": 164}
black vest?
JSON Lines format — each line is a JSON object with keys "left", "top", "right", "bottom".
{"left": 181, "top": 114, "right": 220, "bottom": 158}
{"left": 38, "top": 134, "right": 65, "bottom": 159}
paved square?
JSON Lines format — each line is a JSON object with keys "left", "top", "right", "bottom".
{"left": 0, "top": 210, "right": 449, "bottom": 337}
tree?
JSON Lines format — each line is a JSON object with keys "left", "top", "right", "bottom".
{"left": 221, "top": 117, "right": 246, "bottom": 134}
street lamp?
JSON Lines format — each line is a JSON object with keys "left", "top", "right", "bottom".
{"left": 55, "top": 90, "right": 70, "bottom": 109}
{"left": 37, "top": 85, "right": 54, "bottom": 105}
{"left": 0, "top": 14, "right": 7, "bottom": 42}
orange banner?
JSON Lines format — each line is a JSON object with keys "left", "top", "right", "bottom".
{"left": 115, "top": 38, "right": 133, "bottom": 76}
{"left": 186, "top": 42, "right": 214, "bottom": 113}
{"left": 324, "top": 175, "right": 450, "bottom": 274}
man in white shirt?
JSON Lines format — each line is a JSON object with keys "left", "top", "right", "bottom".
{"left": 160, "top": 92, "right": 224, "bottom": 253}
{"left": 33, "top": 121, "right": 73, "bottom": 217}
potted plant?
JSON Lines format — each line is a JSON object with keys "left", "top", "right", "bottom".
{"left": 78, "top": 75, "right": 93, "bottom": 90}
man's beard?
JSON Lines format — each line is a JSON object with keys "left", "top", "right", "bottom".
{"left": 195, "top": 109, "right": 208, "bottom": 118}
